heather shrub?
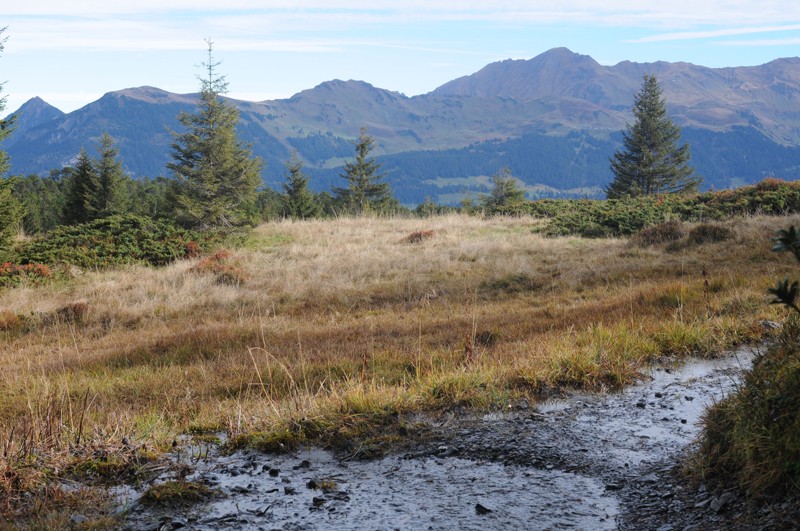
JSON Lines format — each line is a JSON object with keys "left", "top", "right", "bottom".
{"left": 0, "top": 262, "right": 52, "bottom": 287}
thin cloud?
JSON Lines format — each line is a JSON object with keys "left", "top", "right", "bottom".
{"left": 632, "top": 24, "right": 800, "bottom": 43}
{"left": 719, "top": 37, "right": 800, "bottom": 47}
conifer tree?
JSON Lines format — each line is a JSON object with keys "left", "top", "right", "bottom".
{"left": 62, "top": 134, "right": 129, "bottom": 225}
{"left": 607, "top": 74, "right": 700, "bottom": 199}
{"left": 91, "top": 132, "right": 128, "bottom": 218}
{"left": 63, "top": 148, "right": 97, "bottom": 225}
{"left": 281, "top": 151, "right": 319, "bottom": 219}
{"left": 168, "top": 41, "right": 262, "bottom": 229}
{"left": 0, "top": 27, "right": 22, "bottom": 252}
{"left": 333, "top": 127, "right": 394, "bottom": 215}
{"left": 481, "top": 166, "right": 528, "bottom": 215}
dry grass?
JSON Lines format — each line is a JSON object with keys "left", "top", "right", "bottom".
{"left": 0, "top": 213, "right": 791, "bottom": 524}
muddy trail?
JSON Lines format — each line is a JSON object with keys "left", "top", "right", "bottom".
{"left": 117, "top": 348, "right": 773, "bottom": 530}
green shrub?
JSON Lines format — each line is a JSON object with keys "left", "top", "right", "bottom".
{"left": 16, "top": 214, "right": 204, "bottom": 269}
{"left": 527, "top": 178, "right": 800, "bottom": 238}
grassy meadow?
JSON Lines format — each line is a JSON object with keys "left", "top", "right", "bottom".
{"left": 0, "top": 213, "right": 792, "bottom": 524}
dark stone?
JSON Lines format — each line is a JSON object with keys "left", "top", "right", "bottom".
{"left": 475, "top": 503, "right": 493, "bottom": 515}
{"left": 293, "top": 460, "right": 311, "bottom": 470}
{"left": 284, "top": 486, "right": 297, "bottom": 495}
{"left": 170, "top": 516, "right": 188, "bottom": 529}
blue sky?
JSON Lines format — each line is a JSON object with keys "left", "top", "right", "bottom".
{"left": 2, "top": 1, "right": 800, "bottom": 114}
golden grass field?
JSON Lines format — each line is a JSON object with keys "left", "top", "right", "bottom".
{"left": 0, "top": 213, "right": 794, "bottom": 525}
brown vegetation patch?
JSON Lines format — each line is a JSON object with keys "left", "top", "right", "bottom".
{"left": 402, "top": 229, "right": 436, "bottom": 244}
{"left": 633, "top": 220, "right": 688, "bottom": 246}
{"left": 686, "top": 223, "right": 735, "bottom": 245}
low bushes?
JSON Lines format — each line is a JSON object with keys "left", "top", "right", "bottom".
{"left": 15, "top": 214, "right": 204, "bottom": 269}
{"left": 528, "top": 178, "right": 800, "bottom": 238}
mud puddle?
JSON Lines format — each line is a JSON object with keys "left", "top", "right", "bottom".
{"left": 120, "top": 348, "right": 756, "bottom": 530}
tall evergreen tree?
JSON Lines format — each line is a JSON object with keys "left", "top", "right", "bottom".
{"left": 0, "top": 27, "right": 23, "bottom": 253}
{"left": 63, "top": 148, "right": 96, "bottom": 225}
{"left": 333, "top": 127, "right": 394, "bottom": 215}
{"left": 91, "top": 132, "right": 128, "bottom": 218}
{"left": 281, "top": 151, "right": 320, "bottom": 219}
{"left": 167, "top": 41, "right": 262, "bottom": 229}
{"left": 607, "top": 74, "right": 700, "bottom": 199}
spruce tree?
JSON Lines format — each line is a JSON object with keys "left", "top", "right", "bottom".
{"left": 91, "top": 132, "right": 128, "bottom": 218}
{"left": 607, "top": 74, "right": 700, "bottom": 199}
{"left": 481, "top": 166, "right": 527, "bottom": 215}
{"left": 333, "top": 127, "right": 394, "bottom": 215}
{"left": 0, "top": 27, "right": 22, "bottom": 252}
{"left": 63, "top": 148, "right": 97, "bottom": 225}
{"left": 281, "top": 151, "right": 319, "bottom": 219}
{"left": 168, "top": 41, "right": 262, "bottom": 229}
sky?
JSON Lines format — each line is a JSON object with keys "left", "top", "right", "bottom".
{"left": 2, "top": 1, "right": 800, "bottom": 115}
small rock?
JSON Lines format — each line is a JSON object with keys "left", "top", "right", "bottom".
{"left": 170, "top": 516, "right": 188, "bottom": 529}
{"left": 656, "top": 525, "right": 674, "bottom": 531}
{"left": 694, "top": 498, "right": 710, "bottom": 509}
{"left": 709, "top": 492, "right": 735, "bottom": 513}
{"left": 475, "top": 503, "right": 493, "bottom": 515}
{"left": 638, "top": 473, "right": 659, "bottom": 484}
{"left": 268, "top": 468, "right": 280, "bottom": 477}
{"left": 312, "top": 496, "right": 327, "bottom": 507}
{"left": 284, "top": 486, "right": 297, "bottom": 495}
{"left": 636, "top": 400, "right": 647, "bottom": 408}
{"left": 293, "top": 459, "right": 311, "bottom": 470}
{"left": 307, "top": 479, "right": 319, "bottom": 490}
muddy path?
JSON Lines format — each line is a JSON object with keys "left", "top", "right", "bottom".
{"left": 119, "top": 348, "right": 760, "bottom": 530}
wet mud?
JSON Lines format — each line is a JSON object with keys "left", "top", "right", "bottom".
{"left": 120, "top": 348, "right": 767, "bottom": 530}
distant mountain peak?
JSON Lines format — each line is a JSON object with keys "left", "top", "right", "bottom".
{"left": 110, "top": 86, "right": 195, "bottom": 104}
{"left": 432, "top": 47, "right": 607, "bottom": 101}
{"left": 8, "top": 96, "right": 65, "bottom": 130}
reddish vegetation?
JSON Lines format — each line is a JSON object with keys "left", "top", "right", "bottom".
{"left": 403, "top": 230, "right": 436, "bottom": 244}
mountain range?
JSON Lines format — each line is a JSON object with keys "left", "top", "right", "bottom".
{"left": 6, "top": 47, "right": 800, "bottom": 203}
